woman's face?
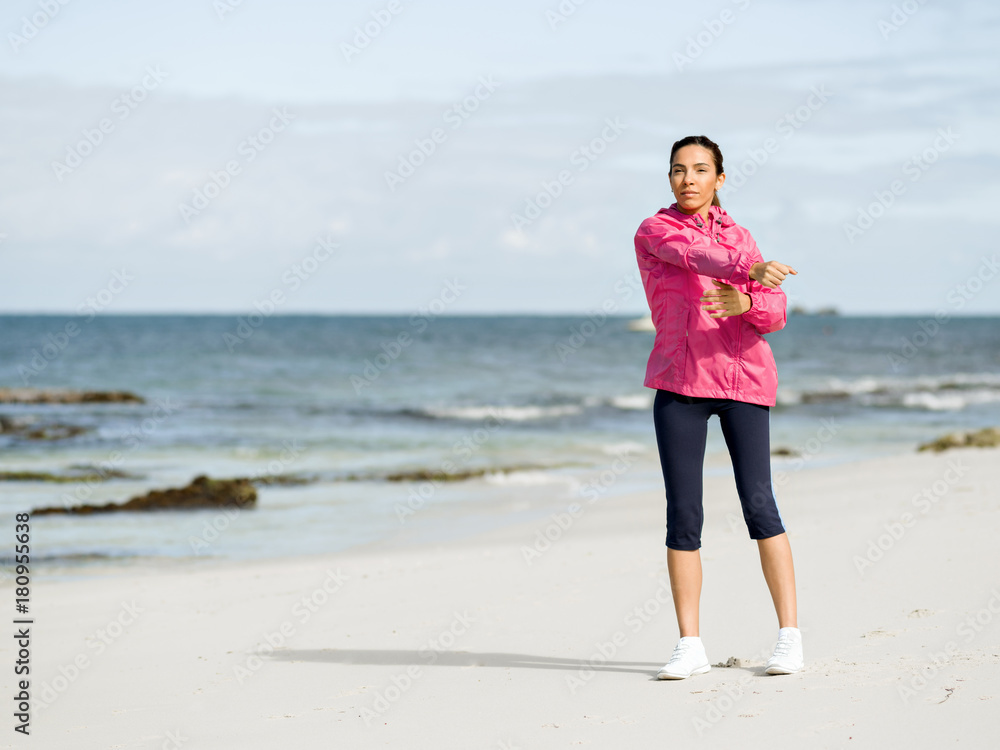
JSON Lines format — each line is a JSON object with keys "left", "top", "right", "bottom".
{"left": 669, "top": 144, "right": 725, "bottom": 216}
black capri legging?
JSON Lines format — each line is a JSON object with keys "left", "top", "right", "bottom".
{"left": 652, "top": 389, "right": 786, "bottom": 550}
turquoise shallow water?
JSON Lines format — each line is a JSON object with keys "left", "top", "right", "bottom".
{"left": 1, "top": 314, "right": 998, "bottom": 574}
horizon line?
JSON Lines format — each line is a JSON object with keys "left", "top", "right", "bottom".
{"left": 1, "top": 310, "right": 998, "bottom": 318}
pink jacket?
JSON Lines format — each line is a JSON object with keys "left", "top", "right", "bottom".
{"left": 634, "top": 203, "right": 787, "bottom": 407}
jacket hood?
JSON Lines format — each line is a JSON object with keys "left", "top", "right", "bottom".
{"left": 657, "top": 202, "right": 736, "bottom": 228}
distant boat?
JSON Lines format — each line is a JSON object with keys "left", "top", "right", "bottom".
{"left": 790, "top": 305, "right": 839, "bottom": 316}
{"left": 627, "top": 314, "right": 655, "bottom": 332}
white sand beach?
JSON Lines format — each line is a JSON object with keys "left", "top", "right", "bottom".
{"left": 8, "top": 447, "right": 1000, "bottom": 748}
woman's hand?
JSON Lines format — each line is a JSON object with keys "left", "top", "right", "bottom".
{"left": 701, "top": 280, "right": 751, "bottom": 318}
{"left": 750, "top": 261, "right": 798, "bottom": 288}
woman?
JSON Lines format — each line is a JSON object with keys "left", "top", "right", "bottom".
{"left": 633, "top": 135, "right": 802, "bottom": 679}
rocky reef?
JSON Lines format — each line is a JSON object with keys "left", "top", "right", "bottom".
{"left": 0, "top": 415, "right": 91, "bottom": 440}
{"left": 0, "top": 388, "right": 144, "bottom": 404}
{"left": 31, "top": 475, "right": 256, "bottom": 515}
{"left": 917, "top": 427, "right": 1000, "bottom": 452}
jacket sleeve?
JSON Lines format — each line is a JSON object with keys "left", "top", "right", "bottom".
{"left": 740, "top": 233, "right": 787, "bottom": 334}
{"left": 744, "top": 282, "right": 787, "bottom": 334}
{"left": 634, "top": 215, "right": 755, "bottom": 286}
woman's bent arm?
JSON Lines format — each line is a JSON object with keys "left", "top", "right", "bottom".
{"left": 635, "top": 216, "right": 755, "bottom": 286}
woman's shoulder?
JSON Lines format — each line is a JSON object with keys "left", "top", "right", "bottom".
{"left": 712, "top": 206, "right": 757, "bottom": 242}
{"left": 637, "top": 205, "right": 688, "bottom": 232}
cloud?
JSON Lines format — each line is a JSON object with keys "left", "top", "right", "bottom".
{"left": 0, "top": 40, "right": 997, "bottom": 313}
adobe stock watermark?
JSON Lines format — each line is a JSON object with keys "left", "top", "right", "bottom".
{"left": 566, "top": 578, "right": 671, "bottom": 694}
{"left": 222, "top": 233, "right": 339, "bottom": 352}
{"left": 189, "top": 438, "right": 306, "bottom": 554}
{"left": 521, "top": 451, "right": 635, "bottom": 565}
{"left": 719, "top": 85, "right": 832, "bottom": 195}
{"left": 878, "top": 0, "right": 930, "bottom": 40}
{"left": 384, "top": 75, "right": 501, "bottom": 191}
{"left": 692, "top": 644, "right": 774, "bottom": 736}
{"left": 693, "top": 677, "right": 755, "bottom": 735}
{"left": 545, "top": 0, "right": 589, "bottom": 30}
{"left": 360, "top": 610, "right": 475, "bottom": 725}
{"left": 146, "top": 729, "right": 189, "bottom": 750}
{"left": 18, "top": 268, "right": 135, "bottom": 384}
{"left": 772, "top": 417, "right": 839, "bottom": 479}
{"left": 898, "top": 587, "right": 1000, "bottom": 704}
{"left": 350, "top": 278, "right": 467, "bottom": 393}
{"left": 52, "top": 66, "right": 168, "bottom": 182}
{"left": 340, "top": 0, "right": 404, "bottom": 63}
{"left": 395, "top": 411, "right": 506, "bottom": 523}
{"left": 853, "top": 457, "right": 970, "bottom": 576}
{"left": 31, "top": 600, "right": 144, "bottom": 713}
{"left": 510, "top": 117, "right": 627, "bottom": 232}
{"left": 887, "top": 254, "right": 999, "bottom": 370}
{"left": 178, "top": 107, "right": 295, "bottom": 223}
{"left": 843, "top": 127, "right": 960, "bottom": 244}
{"left": 8, "top": 0, "right": 73, "bottom": 53}
{"left": 213, "top": 0, "right": 245, "bottom": 21}
{"left": 234, "top": 568, "right": 350, "bottom": 684}
{"left": 673, "top": 0, "right": 752, "bottom": 70}
{"left": 553, "top": 270, "right": 643, "bottom": 362}
{"left": 726, "top": 417, "right": 839, "bottom": 534}
{"left": 52, "top": 397, "right": 181, "bottom": 512}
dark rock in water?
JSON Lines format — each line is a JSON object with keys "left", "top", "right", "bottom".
{"left": 0, "top": 415, "right": 92, "bottom": 441}
{"left": 67, "top": 464, "right": 141, "bottom": 480}
{"left": 377, "top": 464, "right": 565, "bottom": 483}
{"left": 22, "top": 423, "right": 90, "bottom": 440}
{"left": 30, "top": 475, "right": 257, "bottom": 515}
{"left": 383, "top": 467, "right": 492, "bottom": 482}
{"left": 0, "top": 388, "right": 144, "bottom": 404}
{"left": 800, "top": 390, "right": 851, "bottom": 404}
{"left": 0, "top": 466, "right": 139, "bottom": 483}
{"left": 249, "top": 473, "right": 318, "bottom": 486}
{"left": 771, "top": 446, "right": 800, "bottom": 457}
{"left": 336, "top": 462, "right": 586, "bottom": 484}
{"left": 917, "top": 427, "right": 1000, "bottom": 453}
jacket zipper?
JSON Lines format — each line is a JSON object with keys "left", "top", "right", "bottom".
{"left": 734, "top": 315, "right": 744, "bottom": 397}
{"left": 696, "top": 215, "right": 723, "bottom": 241}
{"left": 695, "top": 215, "right": 717, "bottom": 241}
{"left": 700, "top": 213, "right": 744, "bottom": 396}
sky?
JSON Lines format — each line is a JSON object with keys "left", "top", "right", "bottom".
{"left": 1, "top": 0, "right": 998, "bottom": 315}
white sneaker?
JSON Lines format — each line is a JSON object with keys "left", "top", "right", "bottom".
{"left": 765, "top": 627, "right": 803, "bottom": 674}
{"left": 657, "top": 636, "right": 711, "bottom": 680}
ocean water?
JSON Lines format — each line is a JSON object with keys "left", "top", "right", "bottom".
{"left": 1, "top": 314, "right": 998, "bottom": 577}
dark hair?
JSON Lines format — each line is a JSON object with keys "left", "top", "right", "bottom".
{"left": 669, "top": 135, "right": 724, "bottom": 207}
